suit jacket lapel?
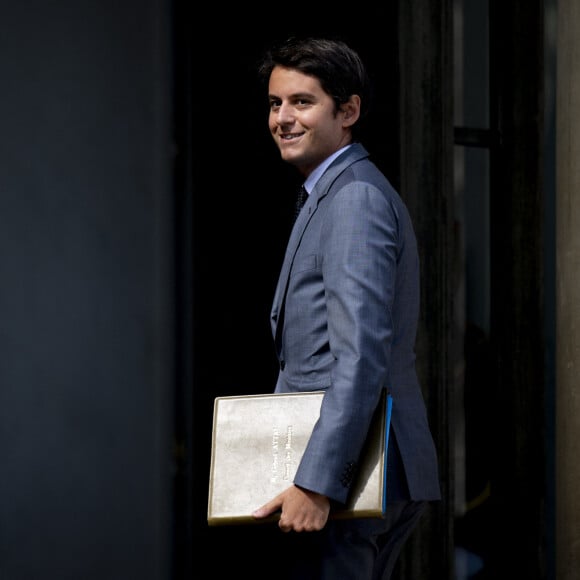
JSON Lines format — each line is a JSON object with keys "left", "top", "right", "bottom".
{"left": 270, "top": 144, "right": 370, "bottom": 346}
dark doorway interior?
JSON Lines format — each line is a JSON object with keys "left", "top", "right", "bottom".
{"left": 177, "top": 7, "right": 401, "bottom": 576}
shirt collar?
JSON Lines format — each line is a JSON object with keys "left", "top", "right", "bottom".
{"left": 303, "top": 144, "right": 353, "bottom": 194}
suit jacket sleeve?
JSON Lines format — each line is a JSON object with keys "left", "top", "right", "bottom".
{"left": 291, "top": 177, "right": 402, "bottom": 504}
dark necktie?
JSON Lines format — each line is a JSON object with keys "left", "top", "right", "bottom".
{"left": 294, "top": 185, "right": 308, "bottom": 223}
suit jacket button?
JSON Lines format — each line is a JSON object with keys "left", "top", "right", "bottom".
{"left": 280, "top": 360, "right": 285, "bottom": 370}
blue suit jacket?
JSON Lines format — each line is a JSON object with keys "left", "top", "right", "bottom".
{"left": 270, "top": 143, "right": 441, "bottom": 505}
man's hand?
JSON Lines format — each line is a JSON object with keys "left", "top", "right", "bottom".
{"left": 252, "top": 485, "right": 331, "bottom": 532}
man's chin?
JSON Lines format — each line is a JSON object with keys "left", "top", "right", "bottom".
{"left": 280, "top": 148, "right": 305, "bottom": 163}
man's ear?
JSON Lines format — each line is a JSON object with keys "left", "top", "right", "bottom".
{"left": 341, "top": 95, "right": 361, "bottom": 127}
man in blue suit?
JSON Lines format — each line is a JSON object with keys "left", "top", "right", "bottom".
{"left": 252, "top": 37, "right": 441, "bottom": 579}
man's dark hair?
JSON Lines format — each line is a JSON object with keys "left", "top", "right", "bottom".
{"left": 258, "top": 37, "right": 373, "bottom": 138}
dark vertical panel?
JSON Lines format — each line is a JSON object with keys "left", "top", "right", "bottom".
{"left": 488, "top": 1, "right": 547, "bottom": 578}
{"left": 397, "top": 1, "right": 456, "bottom": 578}
{"left": 171, "top": 1, "right": 194, "bottom": 577}
{"left": 0, "top": 1, "right": 174, "bottom": 579}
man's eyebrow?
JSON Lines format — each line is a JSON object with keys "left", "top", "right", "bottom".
{"left": 268, "top": 92, "right": 315, "bottom": 101}
{"left": 292, "top": 92, "right": 315, "bottom": 100}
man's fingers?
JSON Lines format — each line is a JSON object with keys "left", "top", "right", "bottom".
{"left": 252, "top": 497, "right": 282, "bottom": 519}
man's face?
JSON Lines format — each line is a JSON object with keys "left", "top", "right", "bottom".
{"left": 267, "top": 66, "right": 357, "bottom": 177}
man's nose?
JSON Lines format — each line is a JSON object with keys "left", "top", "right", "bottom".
{"left": 275, "top": 102, "right": 294, "bottom": 124}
